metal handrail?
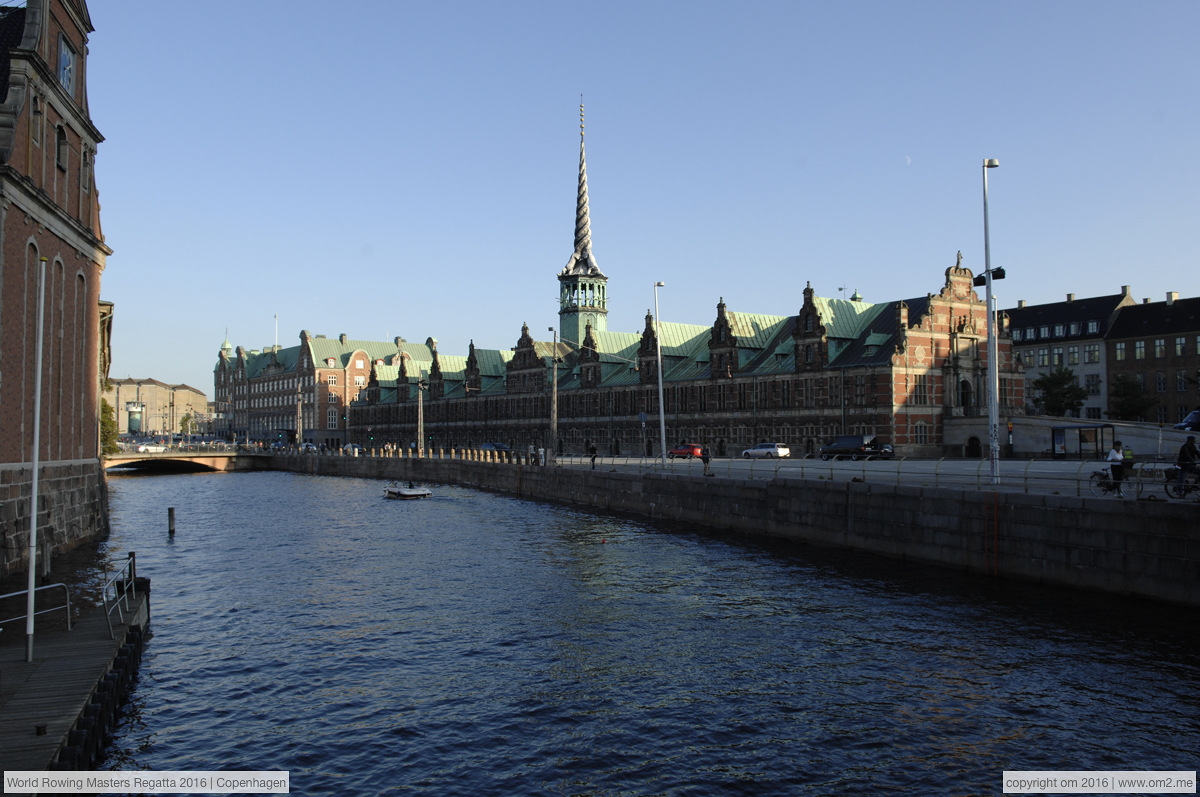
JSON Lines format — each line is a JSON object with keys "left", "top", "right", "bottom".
{"left": 0, "top": 583, "right": 72, "bottom": 630}
{"left": 101, "top": 552, "right": 138, "bottom": 640}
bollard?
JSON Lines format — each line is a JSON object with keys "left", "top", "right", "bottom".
{"left": 168, "top": 507, "right": 175, "bottom": 537}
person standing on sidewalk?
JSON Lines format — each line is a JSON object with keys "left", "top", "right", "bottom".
{"left": 701, "top": 444, "right": 712, "bottom": 476}
{"left": 589, "top": 443, "right": 598, "bottom": 470}
{"left": 1107, "top": 441, "right": 1126, "bottom": 497}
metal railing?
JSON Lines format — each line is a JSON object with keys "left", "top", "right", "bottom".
{"left": 0, "top": 583, "right": 73, "bottom": 631}
{"left": 547, "top": 454, "right": 1196, "bottom": 500}
{"left": 101, "top": 552, "right": 138, "bottom": 640}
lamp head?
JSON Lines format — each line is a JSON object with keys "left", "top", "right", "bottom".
{"left": 655, "top": 281, "right": 665, "bottom": 287}
{"left": 984, "top": 159, "right": 1000, "bottom": 168}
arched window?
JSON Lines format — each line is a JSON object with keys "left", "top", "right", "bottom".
{"left": 55, "top": 126, "right": 68, "bottom": 170}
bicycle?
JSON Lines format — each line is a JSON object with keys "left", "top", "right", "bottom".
{"left": 1163, "top": 466, "right": 1200, "bottom": 500}
{"left": 1089, "top": 467, "right": 1142, "bottom": 498}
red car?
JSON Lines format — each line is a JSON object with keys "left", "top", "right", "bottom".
{"left": 668, "top": 443, "right": 702, "bottom": 459}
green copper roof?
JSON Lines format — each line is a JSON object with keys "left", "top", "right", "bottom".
{"left": 811, "top": 297, "right": 888, "bottom": 340}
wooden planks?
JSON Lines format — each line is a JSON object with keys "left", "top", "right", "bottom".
{"left": 0, "top": 595, "right": 148, "bottom": 771}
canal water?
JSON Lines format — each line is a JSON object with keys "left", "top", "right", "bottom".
{"left": 100, "top": 471, "right": 1198, "bottom": 795}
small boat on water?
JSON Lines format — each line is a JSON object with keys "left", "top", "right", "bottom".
{"left": 384, "top": 482, "right": 432, "bottom": 500}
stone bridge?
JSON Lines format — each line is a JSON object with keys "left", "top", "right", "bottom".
{"left": 103, "top": 451, "right": 275, "bottom": 473}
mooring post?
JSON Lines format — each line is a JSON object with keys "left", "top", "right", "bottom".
{"left": 168, "top": 507, "right": 175, "bottom": 536}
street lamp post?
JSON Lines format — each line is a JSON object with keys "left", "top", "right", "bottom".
{"left": 400, "top": 352, "right": 426, "bottom": 456}
{"left": 653, "top": 281, "right": 668, "bottom": 467}
{"left": 548, "top": 327, "right": 558, "bottom": 464}
{"left": 982, "top": 158, "right": 1001, "bottom": 485}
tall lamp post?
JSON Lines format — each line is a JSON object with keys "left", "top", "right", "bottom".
{"left": 981, "top": 158, "right": 1002, "bottom": 485}
{"left": 548, "top": 327, "right": 558, "bottom": 464}
{"left": 653, "top": 281, "right": 668, "bottom": 467}
{"left": 400, "top": 352, "right": 426, "bottom": 456}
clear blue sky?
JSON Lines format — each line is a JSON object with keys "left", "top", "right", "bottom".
{"left": 87, "top": 1, "right": 1199, "bottom": 395}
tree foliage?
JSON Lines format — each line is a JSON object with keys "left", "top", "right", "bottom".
{"left": 100, "top": 398, "right": 119, "bottom": 455}
{"left": 1030, "top": 367, "right": 1088, "bottom": 417}
{"left": 1107, "top": 374, "right": 1159, "bottom": 421}
{"left": 180, "top": 413, "right": 193, "bottom": 436}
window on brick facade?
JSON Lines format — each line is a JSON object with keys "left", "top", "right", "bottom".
{"left": 1179, "top": 370, "right": 1189, "bottom": 392}
{"left": 1087, "top": 320, "right": 1099, "bottom": 334}
{"left": 1135, "top": 341, "right": 1145, "bottom": 360}
{"left": 1154, "top": 339, "right": 1166, "bottom": 358}
{"left": 1040, "top": 326, "right": 1050, "bottom": 338}
{"left": 1052, "top": 347, "right": 1063, "bottom": 366}
{"left": 354, "top": 375, "right": 365, "bottom": 387}
{"left": 1069, "top": 322, "right": 1080, "bottom": 336}
{"left": 1158, "top": 406, "right": 1168, "bottom": 423}
{"left": 913, "top": 423, "right": 928, "bottom": 445}
{"left": 1177, "top": 337, "right": 1187, "bottom": 356}
{"left": 911, "top": 373, "right": 928, "bottom": 405}
{"left": 1135, "top": 373, "right": 1145, "bottom": 391}
{"left": 58, "top": 35, "right": 75, "bottom": 93}
{"left": 1053, "top": 324, "right": 1065, "bottom": 337}
{"left": 1085, "top": 374, "right": 1101, "bottom": 395}
{"left": 55, "top": 126, "right": 68, "bottom": 170}
{"left": 327, "top": 408, "right": 338, "bottom": 429}
{"left": 1067, "top": 346, "right": 1079, "bottom": 365}
{"left": 1156, "top": 372, "right": 1167, "bottom": 392}
{"left": 1115, "top": 342, "right": 1126, "bottom": 361}
{"left": 1011, "top": 329, "right": 1021, "bottom": 342}
{"left": 1084, "top": 344, "right": 1100, "bottom": 363}
{"left": 327, "top": 374, "right": 337, "bottom": 385}
{"left": 355, "top": 359, "right": 364, "bottom": 369}
{"left": 1038, "top": 348, "right": 1049, "bottom": 366}
{"left": 1026, "top": 327, "right": 1035, "bottom": 340}
{"left": 1022, "top": 350, "right": 1034, "bottom": 366}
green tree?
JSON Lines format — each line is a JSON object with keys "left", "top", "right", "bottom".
{"left": 180, "top": 413, "right": 193, "bottom": 436}
{"left": 1107, "top": 374, "right": 1159, "bottom": 421}
{"left": 1030, "top": 367, "right": 1088, "bottom": 417}
{"left": 100, "top": 398, "right": 119, "bottom": 455}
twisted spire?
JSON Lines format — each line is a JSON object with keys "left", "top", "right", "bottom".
{"left": 561, "top": 102, "right": 604, "bottom": 277}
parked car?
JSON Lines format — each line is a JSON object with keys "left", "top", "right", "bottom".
{"left": 1174, "top": 410, "right": 1200, "bottom": 432}
{"left": 668, "top": 443, "right": 702, "bottom": 459}
{"left": 135, "top": 444, "right": 167, "bottom": 453}
{"left": 342, "top": 443, "right": 364, "bottom": 455}
{"left": 480, "top": 442, "right": 511, "bottom": 452}
{"left": 819, "top": 435, "right": 894, "bottom": 461}
{"left": 299, "top": 442, "right": 318, "bottom": 453}
{"left": 743, "top": 442, "right": 790, "bottom": 459}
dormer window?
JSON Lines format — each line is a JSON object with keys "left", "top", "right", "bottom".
{"left": 326, "top": 358, "right": 336, "bottom": 367}
{"left": 58, "top": 35, "right": 76, "bottom": 94}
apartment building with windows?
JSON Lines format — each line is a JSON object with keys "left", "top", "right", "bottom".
{"left": 1105, "top": 292, "right": 1200, "bottom": 424}
{"left": 1004, "top": 288, "right": 1136, "bottom": 419}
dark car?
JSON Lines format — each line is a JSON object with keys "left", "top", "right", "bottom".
{"left": 480, "top": 442, "right": 511, "bottom": 452}
{"left": 1174, "top": 410, "right": 1200, "bottom": 432}
{"left": 819, "top": 435, "right": 895, "bottom": 461}
{"left": 668, "top": 443, "right": 702, "bottom": 459}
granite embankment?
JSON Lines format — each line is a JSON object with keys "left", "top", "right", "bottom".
{"left": 273, "top": 454, "right": 1200, "bottom": 608}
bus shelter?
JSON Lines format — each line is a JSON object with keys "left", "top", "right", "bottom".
{"left": 1051, "top": 424, "right": 1115, "bottom": 460}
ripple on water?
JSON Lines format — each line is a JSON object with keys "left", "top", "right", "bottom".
{"left": 98, "top": 471, "right": 1200, "bottom": 795}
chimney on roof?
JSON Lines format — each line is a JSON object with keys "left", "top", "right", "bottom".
{"left": 394, "top": 336, "right": 405, "bottom": 346}
{"left": 1121, "top": 285, "right": 1132, "bottom": 297}
{"left": 1017, "top": 300, "right": 1026, "bottom": 308}
{"left": 339, "top": 333, "right": 348, "bottom": 344}
{"left": 1143, "top": 298, "right": 1150, "bottom": 304}
{"left": 1066, "top": 294, "right": 1074, "bottom": 302}
{"left": 1167, "top": 291, "right": 1178, "bottom": 305}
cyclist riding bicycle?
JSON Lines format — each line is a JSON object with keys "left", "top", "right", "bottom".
{"left": 1176, "top": 435, "right": 1200, "bottom": 485}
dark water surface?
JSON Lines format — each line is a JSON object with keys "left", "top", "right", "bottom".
{"left": 100, "top": 471, "right": 1199, "bottom": 795}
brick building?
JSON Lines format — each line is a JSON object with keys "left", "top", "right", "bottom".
{"left": 0, "top": 0, "right": 112, "bottom": 576}
{"left": 1105, "top": 292, "right": 1200, "bottom": 424}
{"left": 341, "top": 111, "right": 1024, "bottom": 456}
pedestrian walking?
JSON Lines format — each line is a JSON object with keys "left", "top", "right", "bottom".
{"left": 589, "top": 444, "right": 598, "bottom": 470}
{"left": 1107, "top": 441, "right": 1126, "bottom": 497}
{"left": 701, "top": 444, "right": 712, "bottom": 476}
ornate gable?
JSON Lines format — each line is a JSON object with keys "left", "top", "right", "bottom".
{"left": 638, "top": 310, "right": 658, "bottom": 384}
{"left": 793, "top": 282, "right": 827, "bottom": 372}
{"left": 579, "top": 323, "right": 601, "bottom": 388}
{"left": 708, "top": 298, "right": 737, "bottom": 379}
{"left": 464, "top": 341, "right": 482, "bottom": 396}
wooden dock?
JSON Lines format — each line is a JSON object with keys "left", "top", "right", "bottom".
{"left": 0, "top": 592, "right": 149, "bottom": 771}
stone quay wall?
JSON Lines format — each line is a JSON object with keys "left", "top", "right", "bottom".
{"left": 0, "top": 459, "right": 109, "bottom": 577}
{"left": 273, "top": 453, "right": 1200, "bottom": 608}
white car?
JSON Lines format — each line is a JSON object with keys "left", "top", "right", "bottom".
{"left": 136, "top": 444, "right": 167, "bottom": 453}
{"left": 743, "top": 442, "right": 790, "bottom": 459}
